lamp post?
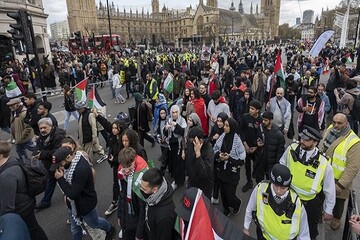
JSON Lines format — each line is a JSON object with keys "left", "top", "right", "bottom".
{"left": 106, "top": 0, "right": 112, "bottom": 47}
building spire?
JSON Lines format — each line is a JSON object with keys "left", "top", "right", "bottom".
{"left": 230, "top": 1, "right": 236, "bottom": 11}
{"left": 256, "top": 4, "right": 258, "bottom": 14}
{"left": 250, "top": 2, "right": 253, "bottom": 15}
{"left": 238, "top": 0, "right": 244, "bottom": 14}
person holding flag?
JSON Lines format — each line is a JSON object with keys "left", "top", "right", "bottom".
{"left": 117, "top": 147, "right": 148, "bottom": 240}
{"left": 243, "top": 164, "right": 310, "bottom": 240}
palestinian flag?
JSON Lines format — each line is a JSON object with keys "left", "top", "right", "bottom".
{"left": 345, "top": 53, "right": 352, "bottom": 63}
{"left": 74, "top": 78, "right": 88, "bottom": 102}
{"left": 163, "top": 74, "right": 174, "bottom": 93}
{"left": 5, "top": 79, "right": 22, "bottom": 98}
{"left": 175, "top": 189, "right": 254, "bottom": 240}
{"left": 274, "top": 50, "right": 286, "bottom": 90}
{"left": 88, "top": 86, "right": 106, "bottom": 109}
{"left": 117, "top": 155, "right": 149, "bottom": 201}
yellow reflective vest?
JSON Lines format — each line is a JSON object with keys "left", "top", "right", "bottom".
{"left": 325, "top": 125, "right": 360, "bottom": 180}
{"left": 286, "top": 143, "right": 327, "bottom": 201}
{"left": 256, "top": 182, "right": 302, "bottom": 240}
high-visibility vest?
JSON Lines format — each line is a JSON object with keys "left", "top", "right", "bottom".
{"left": 149, "top": 79, "right": 158, "bottom": 100}
{"left": 256, "top": 182, "right": 302, "bottom": 240}
{"left": 325, "top": 125, "right": 360, "bottom": 180}
{"left": 286, "top": 143, "right": 327, "bottom": 201}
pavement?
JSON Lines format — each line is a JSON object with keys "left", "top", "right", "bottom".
{"left": 1, "top": 71, "right": 360, "bottom": 239}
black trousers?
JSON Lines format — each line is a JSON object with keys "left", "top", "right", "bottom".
{"left": 218, "top": 180, "right": 241, "bottom": 213}
{"left": 333, "top": 197, "right": 346, "bottom": 219}
{"left": 112, "top": 165, "right": 120, "bottom": 202}
{"left": 22, "top": 209, "right": 48, "bottom": 240}
{"left": 139, "top": 130, "right": 154, "bottom": 147}
{"left": 160, "top": 146, "right": 169, "bottom": 175}
{"left": 245, "top": 152, "right": 256, "bottom": 182}
{"left": 303, "top": 195, "right": 322, "bottom": 239}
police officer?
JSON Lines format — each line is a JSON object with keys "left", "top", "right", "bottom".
{"left": 243, "top": 164, "right": 310, "bottom": 239}
{"left": 280, "top": 125, "right": 336, "bottom": 239}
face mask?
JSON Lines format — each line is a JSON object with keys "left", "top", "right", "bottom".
{"left": 140, "top": 190, "right": 152, "bottom": 199}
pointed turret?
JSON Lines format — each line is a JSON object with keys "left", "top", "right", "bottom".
{"left": 238, "top": 0, "right": 244, "bottom": 14}
{"left": 230, "top": 1, "right": 236, "bottom": 11}
{"left": 250, "top": 2, "right": 253, "bottom": 15}
{"left": 256, "top": 4, "right": 259, "bottom": 14}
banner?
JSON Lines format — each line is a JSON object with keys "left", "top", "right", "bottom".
{"left": 309, "top": 30, "right": 335, "bottom": 57}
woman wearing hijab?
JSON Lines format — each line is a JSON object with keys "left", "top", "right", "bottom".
{"left": 182, "top": 113, "right": 202, "bottom": 159}
{"left": 163, "top": 105, "right": 187, "bottom": 190}
{"left": 152, "top": 93, "right": 168, "bottom": 130}
{"left": 209, "top": 112, "right": 229, "bottom": 204}
{"left": 154, "top": 106, "right": 170, "bottom": 175}
{"left": 133, "top": 92, "right": 155, "bottom": 147}
{"left": 213, "top": 118, "right": 246, "bottom": 217}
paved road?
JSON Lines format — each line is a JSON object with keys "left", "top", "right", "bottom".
{"left": 1, "top": 75, "right": 359, "bottom": 239}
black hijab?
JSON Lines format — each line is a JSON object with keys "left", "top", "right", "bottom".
{"left": 221, "top": 117, "right": 238, "bottom": 154}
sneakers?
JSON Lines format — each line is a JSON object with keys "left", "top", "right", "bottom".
{"left": 171, "top": 181, "right": 177, "bottom": 190}
{"left": 104, "top": 202, "right": 118, "bottom": 216}
{"left": 242, "top": 181, "right": 254, "bottom": 193}
{"left": 118, "top": 229, "right": 123, "bottom": 239}
{"left": 233, "top": 199, "right": 242, "bottom": 216}
{"left": 96, "top": 154, "right": 108, "bottom": 164}
{"left": 105, "top": 225, "right": 116, "bottom": 240}
{"left": 211, "top": 197, "right": 219, "bottom": 204}
{"left": 330, "top": 218, "right": 341, "bottom": 231}
{"left": 35, "top": 202, "right": 51, "bottom": 210}
{"left": 66, "top": 218, "right": 71, "bottom": 224}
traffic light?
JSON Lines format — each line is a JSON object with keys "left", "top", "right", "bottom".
{"left": 7, "top": 10, "right": 34, "bottom": 54}
{"left": 74, "top": 31, "right": 82, "bottom": 48}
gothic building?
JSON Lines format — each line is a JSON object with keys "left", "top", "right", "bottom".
{"left": 66, "top": 0, "right": 281, "bottom": 46}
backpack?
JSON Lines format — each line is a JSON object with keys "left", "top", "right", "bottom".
{"left": 349, "top": 93, "right": 360, "bottom": 121}
{"left": 143, "top": 101, "right": 153, "bottom": 122}
{"left": 0, "top": 161, "right": 48, "bottom": 197}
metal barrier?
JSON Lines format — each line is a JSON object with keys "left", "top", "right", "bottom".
{"left": 343, "top": 190, "right": 360, "bottom": 240}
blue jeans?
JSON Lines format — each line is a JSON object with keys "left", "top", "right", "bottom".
{"left": 16, "top": 139, "right": 36, "bottom": 164}
{"left": 0, "top": 213, "right": 31, "bottom": 240}
{"left": 68, "top": 208, "right": 111, "bottom": 240}
{"left": 64, "top": 111, "right": 79, "bottom": 131}
{"left": 109, "top": 82, "right": 115, "bottom": 98}
{"left": 40, "top": 172, "right": 56, "bottom": 205}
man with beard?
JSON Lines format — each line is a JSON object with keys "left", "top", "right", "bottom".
{"left": 266, "top": 87, "right": 292, "bottom": 136}
{"left": 199, "top": 83, "right": 211, "bottom": 108}
{"left": 296, "top": 86, "right": 325, "bottom": 135}
{"left": 52, "top": 147, "right": 115, "bottom": 240}
{"left": 37, "top": 101, "right": 58, "bottom": 128}
{"left": 24, "top": 93, "right": 42, "bottom": 136}
{"left": 33, "top": 118, "right": 66, "bottom": 210}
{"left": 140, "top": 168, "right": 177, "bottom": 240}
{"left": 280, "top": 126, "right": 336, "bottom": 239}
{"left": 321, "top": 113, "right": 360, "bottom": 231}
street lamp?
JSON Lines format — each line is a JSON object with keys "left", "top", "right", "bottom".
{"left": 106, "top": 0, "right": 112, "bottom": 47}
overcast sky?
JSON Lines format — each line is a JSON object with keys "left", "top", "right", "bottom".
{"left": 44, "top": 0, "right": 341, "bottom": 26}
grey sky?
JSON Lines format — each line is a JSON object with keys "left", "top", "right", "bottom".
{"left": 43, "top": 0, "right": 340, "bottom": 26}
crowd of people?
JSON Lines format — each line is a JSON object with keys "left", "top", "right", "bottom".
{"left": 0, "top": 42, "right": 360, "bottom": 240}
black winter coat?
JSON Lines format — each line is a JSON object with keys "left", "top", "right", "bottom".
{"left": 256, "top": 124, "right": 285, "bottom": 173}
{"left": 58, "top": 156, "right": 97, "bottom": 216}
{"left": 34, "top": 127, "right": 66, "bottom": 171}
{"left": 117, "top": 179, "right": 145, "bottom": 239}
{"left": 145, "top": 181, "right": 178, "bottom": 240}
{"left": 0, "top": 95, "right": 10, "bottom": 128}
{"left": 185, "top": 139, "right": 214, "bottom": 199}
{"left": 134, "top": 102, "right": 150, "bottom": 132}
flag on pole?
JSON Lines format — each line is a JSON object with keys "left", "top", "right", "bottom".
{"left": 163, "top": 73, "right": 174, "bottom": 93}
{"left": 74, "top": 78, "right": 88, "bottom": 102}
{"left": 88, "top": 86, "right": 106, "bottom": 109}
{"left": 274, "top": 51, "right": 286, "bottom": 90}
{"left": 175, "top": 188, "right": 254, "bottom": 240}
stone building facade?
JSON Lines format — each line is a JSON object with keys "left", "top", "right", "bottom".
{"left": 66, "top": 0, "right": 282, "bottom": 47}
